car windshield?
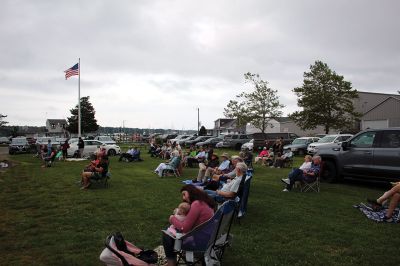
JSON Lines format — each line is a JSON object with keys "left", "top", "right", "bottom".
{"left": 12, "top": 138, "right": 26, "bottom": 144}
{"left": 318, "top": 136, "right": 337, "bottom": 143}
{"left": 291, "top": 138, "right": 308, "bottom": 145}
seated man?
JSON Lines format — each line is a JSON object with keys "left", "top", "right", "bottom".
{"left": 213, "top": 153, "right": 231, "bottom": 175}
{"left": 119, "top": 147, "right": 134, "bottom": 161}
{"left": 130, "top": 147, "right": 142, "bottom": 161}
{"left": 81, "top": 155, "right": 109, "bottom": 189}
{"left": 272, "top": 148, "right": 293, "bottom": 168}
{"left": 186, "top": 146, "right": 206, "bottom": 168}
{"left": 195, "top": 153, "right": 219, "bottom": 183}
{"left": 281, "top": 155, "right": 321, "bottom": 192}
{"left": 204, "top": 162, "right": 248, "bottom": 202}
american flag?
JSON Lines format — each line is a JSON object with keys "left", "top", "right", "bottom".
{"left": 64, "top": 63, "right": 79, "bottom": 79}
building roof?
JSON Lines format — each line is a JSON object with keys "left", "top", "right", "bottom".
{"left": 363, "top": 96, "right": 400, "bottom": 116}
{"left": 47, "top": 119, "right": 67, "bottom": 124}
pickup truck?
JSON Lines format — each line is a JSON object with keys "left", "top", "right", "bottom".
{"left": 317, "top": 128, "right": 400, "bottom": 182}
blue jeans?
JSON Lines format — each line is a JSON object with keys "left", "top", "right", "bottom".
{"left": 287, "top": 168, "right": 304, "bottom": 190}
{"left": 204, "top": 189, "right": 225, "bottom": 202}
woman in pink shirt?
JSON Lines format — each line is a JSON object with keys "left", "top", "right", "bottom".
{"left": 163, "top": 184, "right": 215, "bottom": 266}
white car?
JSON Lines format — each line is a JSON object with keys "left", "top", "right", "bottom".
{"left": 241, "top": 139, "right": 254, "bottom": 151}
{"left": 67, "top": 140, "right": 121, "bottom": 157}
{"left": 307, "top": 134, "right": 353, "bottom": 154}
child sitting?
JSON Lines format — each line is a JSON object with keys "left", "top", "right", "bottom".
{"left": 167, "top": 202, "right": 191, "bottom": 236}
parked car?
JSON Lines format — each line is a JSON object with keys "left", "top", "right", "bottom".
{"left": 215, "top": 134, "right": 233, "bottom": 148}
{"left": 253, "top": 132, "right": 299, "bottom": 151}
{"left": 195, "top": 137, "right": 223, "bottom": 148}
{"left": 307, "top": 134, "right": 353, "bottom": 155}
{"left": 0, "top": 137, "right": 11, "bottom": 144}
{"left": 67, "top": 140, "right": 121, "bottom": 157}
{"left": 9, "top": 137, "right": 31, "bottom": 155}
{"left": 241, "top": 139, "right": 254, "bottom": 151}
{"left": 317, "top": 128, "right": 400, "bottom": 182}
{"left": 184, "top": 136, "right": 213, "bottom": 147}
{"left": 95, "top": 136, "right": 116, "bottom": 145}
{"left": 177, "top": 135, "right": 198, "bottom": 146}
{"left": 283, "top": 137, "right": 320, "bottom": 155}
{"left": 221, "top": 134, "right": 252, "bottom": 150}
{"left": 169, "top": 135, "right": 191, "bottom": 144}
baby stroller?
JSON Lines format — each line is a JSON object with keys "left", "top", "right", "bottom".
{"left": 100, "top": 233, "right": 158, "bottom": 266}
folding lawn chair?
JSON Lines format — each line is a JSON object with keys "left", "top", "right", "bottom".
{"left": 162, "top": 200, "right": 236, "bottom": 265}
{"left": 161, "top": 158, "right": 181, "bottom": 178}
{"left": 236, "top": 174, "right": 253, "bottom": 222}
{"left": 301, "top": 162, "right": 323, "bottom": 193}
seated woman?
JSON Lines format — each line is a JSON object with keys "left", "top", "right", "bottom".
{"left": 255, "top": 147, "right": 269, "bottom": 164}
{"left": 154, "top": 151, "right": 181, "bottom": 177}
{"left": 262, "top": 148, "right": 274, "bottom": 166}
{"left": 81, "top": 156, "right": 109, "bottom": 189}
{"left": 162, "top": 184, "right": 215, "bottom": 266}
{"left": 368, "top": 182, "right": 400, "bottom": 222}
{"left": 281, "top": 155, "right": 321, "bottom": 192}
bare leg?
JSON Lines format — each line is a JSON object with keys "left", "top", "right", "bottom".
{"left": 386, "top": 193, "right": 400, "bottom": 218}
{"left": 377, "top": 183, "right": 400, "bottom": 204}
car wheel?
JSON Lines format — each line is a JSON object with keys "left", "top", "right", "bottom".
{"left": 108, "top": 149, "right": 116, "bottom": 156}
{"left": 321, "top": 160, "right": 337, "bottom": 183}
{"left": 298, "top": 149, "right": 305, "bottom": 155}
{"left": 235, "top": 143, "right": 241, "bottom": 150}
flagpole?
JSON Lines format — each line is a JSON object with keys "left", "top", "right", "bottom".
{"left": 78, "top": 58, "right": 81, "bottom": 137}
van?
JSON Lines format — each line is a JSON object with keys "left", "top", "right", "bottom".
{"left": 253, "top": 132, "right": 299, "bottom": 151}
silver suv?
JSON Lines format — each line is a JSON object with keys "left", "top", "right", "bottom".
{"left": 317, "top": 128, "right": 400, "bottom": 182}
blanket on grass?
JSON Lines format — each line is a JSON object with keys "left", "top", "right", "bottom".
{"left": 354, "top": 203, "right": 400, "bottom": 223}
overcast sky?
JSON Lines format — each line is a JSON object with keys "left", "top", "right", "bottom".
{"left": 1, "top": 0, "right": 399, "bottom": 130}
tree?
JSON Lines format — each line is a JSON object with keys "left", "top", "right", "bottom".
{"left": 0, "top": 114, "right": 8, "bottom": 127}
{"left": 67, "top": 96, "right": 99, "bottom": 134}
{"left": 199, "top": 126, "right": 207, "bottom": 136}
{"left": 224, "top": 72, "right": 284, "bottom": 133}
{"left": 289, "top": 61, "right": 361, "bottom": 134}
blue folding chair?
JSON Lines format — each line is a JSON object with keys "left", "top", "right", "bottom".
{"left": 162, "top": 200, "right": 236, "bottom": 265}
{"left": 236, "top": 174, "right": 253, "bottom": 222}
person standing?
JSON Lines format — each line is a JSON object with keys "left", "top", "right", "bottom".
{"left": 78, "top": 137, "right": 85, "bottom": 158}
{"left": 61, "top": 139, "right": 70, "bottom": 160}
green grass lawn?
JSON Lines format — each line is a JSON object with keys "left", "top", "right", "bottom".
{"left": 1, "top": 149, "right": 400, "bottom": 266}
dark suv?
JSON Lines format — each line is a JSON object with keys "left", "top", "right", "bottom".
{"left": 253, "top": 132, "right": 299, "bottom": 151}
{"left": 222, "top": 134, "right": 252, "bottom": 150}
{"left": 9, "top": 137, "right": 31, "bottom": 155}
{"left": 317, "top": 128, "right": 400, "bottom": 182}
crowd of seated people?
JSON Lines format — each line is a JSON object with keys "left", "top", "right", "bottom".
{"left": 254, "top": 147, "right": 274, "bottom": 166}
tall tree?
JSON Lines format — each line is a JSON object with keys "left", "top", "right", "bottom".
{"left": 199, "top": 125, "right": 207, "bottom": 136}
{"left": 289, "top": 61, "right": 361, "bottom": 134}
{"left": 0, "top": 114, "right": 8, "bottom": 127}
{"left": 224, "top": 72, "right": 284, "bottom": 133}
{"left": 67, "top": 96, "right": 99, "bottom": 134}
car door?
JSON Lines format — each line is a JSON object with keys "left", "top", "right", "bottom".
{"left": 84, "top": 141, "right": 98, "bottom": 156}
{"left": 372, "top": 130, "right": 400, "bottom": 180}
{"left": 340, "top": 131, "right": 377, "bottom": 179}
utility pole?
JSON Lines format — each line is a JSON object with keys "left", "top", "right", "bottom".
{"left": 197, "top": 108, "right": 200, "bottom": 135}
